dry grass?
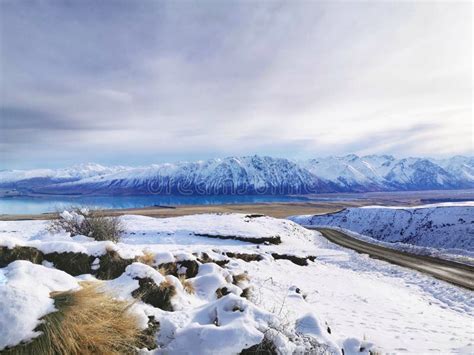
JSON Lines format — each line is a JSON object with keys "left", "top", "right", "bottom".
{"left": 157, "top": 262, "right": 178, "bottom": 276}
{"left": 5, "top": 282, "right": 143, "bottom": 355}
{"left": 232, "top": 272, "right": 250, "bottom": 285}
{"left": 241, "top": 287, "right": 252, "bottom": 300}
{"left": 138, "top": 251, "right": 156, "bottom": 266}
{"left": 179, "top": 275, "right": 195, "bottom": 294}
{"left": 0, "top": 246, "right": 44, "bottom": 268}
{"left": 215, "top": 287, "right": 230, "bottom": 299}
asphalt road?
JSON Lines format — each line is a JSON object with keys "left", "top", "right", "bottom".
{"left": 308, "top": 227, "right": 474, "bottom": 291}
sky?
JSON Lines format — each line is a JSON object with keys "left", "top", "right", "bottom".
{"left": 0, "top": 0, "right": 472, "bottom": 169}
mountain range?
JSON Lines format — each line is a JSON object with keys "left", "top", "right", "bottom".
{"left": 1, "top": 155, "right": 472, "bottom": 196}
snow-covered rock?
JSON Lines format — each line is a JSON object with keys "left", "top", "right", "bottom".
{"left": 0, "top": 261, "right": 79, "bottom": 349}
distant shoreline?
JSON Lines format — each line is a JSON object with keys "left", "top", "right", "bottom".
{"left": 1, "top": 190, "right": 473, "bottom": 221}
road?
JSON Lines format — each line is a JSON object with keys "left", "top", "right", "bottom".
{"left": 309, "top": 227, "right": 474, "bottom": 291}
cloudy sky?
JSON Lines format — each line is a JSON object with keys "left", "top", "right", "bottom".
{"left": 0, "top": 0, "right": 472, "bottom": 169}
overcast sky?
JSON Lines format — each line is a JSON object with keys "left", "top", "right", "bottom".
{"left": 0, "top": 0, "right": 472, "bottom": 169}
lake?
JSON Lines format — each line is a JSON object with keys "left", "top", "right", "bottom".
{"left": 0, "top": 195, "right": 319, "bottom": 215}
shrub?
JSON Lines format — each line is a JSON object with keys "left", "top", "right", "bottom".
{"left": 4, "top": 283, "right": 143, "bottom": 354}
{"left": 49, "top": 208, "right": 124, "bottom": 242}
{"left": 95, "top": 248, "right": 134, "bottom": 280}
{"left": 131, "top": 278, "right": 176, "bottom": 311}
{"left": 240, "top": 336, "right": 277, "bottom": 355}
{"left": 158, "top": 262, "right": 178, "bottom": 276}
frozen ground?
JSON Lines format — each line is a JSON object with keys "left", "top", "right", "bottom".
{"left": 0, "top": 213, "right": 473, "bottom": 354}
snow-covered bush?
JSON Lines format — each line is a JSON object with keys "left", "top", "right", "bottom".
{"left": 49, "top": 208, "right": 124, "bottom": 243}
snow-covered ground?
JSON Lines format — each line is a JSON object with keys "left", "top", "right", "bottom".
{"left": 290, "top": 203, "right": 474, "bottom": 257}
{"left": 0, "top": 213, "right": 473, "bottom": 354}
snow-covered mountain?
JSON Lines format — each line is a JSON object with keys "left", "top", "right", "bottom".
{"left": 302, "top": 154, "right": 474, "bottom": 191}
{"left": 1, "top": 155, "right": 472, "bottom": 196}
{"left": 0, "top": 163, "right": 130, "bottom": 190}
{"left": 291, "top": 204, "right": 474, "bottom": 251}
{"left": 24, "top": 156, "right": 333, "bottom": 195}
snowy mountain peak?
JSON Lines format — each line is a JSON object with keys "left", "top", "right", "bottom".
{"left": 1, "top": 155, "right": 472, "bottom": 195}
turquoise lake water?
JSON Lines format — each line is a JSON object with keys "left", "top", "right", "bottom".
{"left": 0, "top": 195, "right": 319, "bottom": 215}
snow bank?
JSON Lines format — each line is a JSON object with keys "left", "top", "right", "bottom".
{"left": 0, "top": 214, "right": 315, "bottom": 260}
{"left": 120, "top": 213, "right": 312, "bottom": 244}
{"left": 0, "top": 261, "right": 79, "bottom": 349}
{"left": 163, "top": 294, "right": 277, "bottom": 354}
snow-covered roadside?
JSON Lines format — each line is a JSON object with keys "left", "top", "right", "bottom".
{"left": 290, "top": 219, "right": 474, "bottom": 266}
{"left": 234, "top": 226, "right": 474, "bottom": 354}
{"left": 0, "top": 213, "right": 473, "bottom": 354}
{"left": 289, "top": 203, "right": 474, "bottom": 263}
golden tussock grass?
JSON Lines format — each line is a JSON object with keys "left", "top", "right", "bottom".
{"left": 179, "top": 275, "right": 195, "bottom": 294}
{"left": 5, "top": 282, "right": 143, "bottom": 355}
{"left": 138, "top": 251, "right": 156, "bottom": 266}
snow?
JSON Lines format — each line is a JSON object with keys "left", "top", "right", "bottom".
{"left": 0, "top": 261, "right": 79, "bottom": 349}
{"left": 104, "top": 262, "right": 165, "bottom": 300}
{"left": 360, "top": 201, "right": 474, "bottom": 209}
{"left": 238, "top": 233, "right": 474, "bottom": 354}
{"left": 162, "top": 294, "right": 276, "bottom": 354}
{"left": 0, "top": 212, "right": 473, "bottom": 353}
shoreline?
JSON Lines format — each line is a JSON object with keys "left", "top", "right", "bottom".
{"left": 0, "top": 201, "right": 371, "bottom": 220}
{"left": 1, "top": 189, "right": 473, "bottom": 221}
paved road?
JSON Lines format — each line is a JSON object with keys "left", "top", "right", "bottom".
{"left": 308, "top": 227, "right": 474, "bottom": 291}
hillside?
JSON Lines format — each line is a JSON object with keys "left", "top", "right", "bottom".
{"left": 1, "top": 212, "right": 472, "bottom": 353}
{"left": 291, "top": 203, "right": 474, "bottom": 251}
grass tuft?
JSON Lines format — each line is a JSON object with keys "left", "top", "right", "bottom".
{"left": 96, "top": 249, "right": 134, "bottom": 280}
{"left": 233, "top": 272, "right": 250, "bottom": 285}
{"left": 3, "top": 282, "right": 143, "bottom": 355}
{"left": 179, "top": 275, "right": 195, "bottom": 294}
{"left": 0, "top": 246, "right": 44, "bottom": 268}
{"left": 240, "top": 336, "right": 277, "bottom": 355}
{"left": 158, "top": 262, "right": 178, "bottom": 276}
{"left": 215, "top": 287, "right": 230, "bottom": 299}
{"left": 132, "top": 278, "right": 176, "bottom": 311}
{"left": 241, "top": 287, "right": 252, "bottom": 300}
{"left": 138, "top": 251, "right": 156, "bottom": 266}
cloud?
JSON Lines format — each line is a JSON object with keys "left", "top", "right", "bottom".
{"left": 0, "top": 0, "right": 472, "bottom": 169}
